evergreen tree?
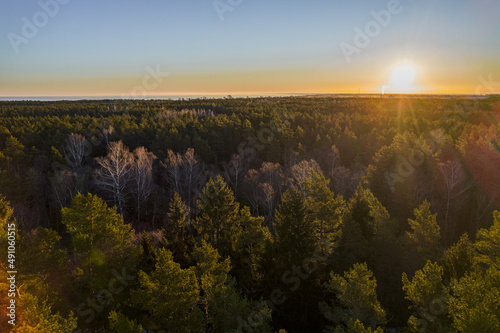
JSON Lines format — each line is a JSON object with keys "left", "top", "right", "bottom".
{"left": 440, "top": 233, "right": 478, "bottom": 280}
{"left": 192, "top": 240, "right": 272, "bottom": 333}
{"left": 131, "top": 248, "right": 202, "bottom": 332}
{"left": 448, "top": 261, "right": 500, "bottom": 333}
{"left": 402, "top": 261, "right": 450, "bottom": 332}
{"left": 13, "top": 294, "right": 77, "bottom": 333}
{"left": 61, "top": 194, "right": 139, "bottom": 305}
{"left": 401, "top": 201, "right": 442, "bottom": 273}
{"left": 108, "top": 311, "right": 143, "bottom": 333}
{"left": 475, "top": 211, "right": 500, "bottom": 268}
{"left": 304, "top": 170, "right": 344, "bottom": 250}
{"left": 233, "top": 206, "right": 270, "bottom": 291}
{"left": 163, "top": 192, "right": 192, "bottom": 267}
{"left": 195, "top": 175, "right": 240, "bottom": 258}
{"left": 320, "top": 263, "right": 386, "bottom": 330}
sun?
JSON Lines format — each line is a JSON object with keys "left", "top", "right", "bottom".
{"left": 388, "top": 64, "right": 417, "bottom": 93}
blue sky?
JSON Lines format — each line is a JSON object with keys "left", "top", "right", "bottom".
{"left": 1, "top": 0, "right": 499, "bottom": 96}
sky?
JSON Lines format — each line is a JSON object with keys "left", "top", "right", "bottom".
{"left": 0, "top": 0, "right": 499, "bottom": 97}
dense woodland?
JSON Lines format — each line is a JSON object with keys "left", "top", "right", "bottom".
{"left": 0, "top": 96, "right": 500, "bottom": 332}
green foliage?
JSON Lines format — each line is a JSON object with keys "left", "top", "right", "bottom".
{"left": 274, "top": 187, "right": 316, "bottom": 267}
{"left": 14, "top": 294, "right": 77, "bottom": 333}
{"left": 440, "top": 233, "right": 478, "bottom": 280}
{"left": 108, "top": 311, "right": 143, "bottom": 333}
{"left": 192, "top": 240, "right": 273, "bottom": 332}
{"left": 304, "top": 170, "right": 344, "bottom": 247}
{"left": 18, "top": 227, "right": 69, "bottom": 302}
{"left": 475, "top": 211, "right": 500, "bottom": 268}
{"left": 233, "top": 206, "right": 270, "bottom": 289}
{"left": 131, "top": 248, "right": 202, "bottom": 332}
{"left": 320, "top": 263, "right": 386, "bottom": 329}
{"left": 337, "top": 186, "right": 392, "bottom": 269}
{"left": 333, "top": 319, "right": 384, "bottom": 333}
{"left": 195, "top": 175, "right": 240, "bottom": 258}
{"left": 448, "top": 261, "right": 500, "bottom": 333}
{"left": 401, "top": 201, "right": 442, "bottom": 272}
{"left": 61, "top": 193, "right": 139, "bottom": 295}
{"left": 163, "top": 192, "right": 192, "bottom": 266}
{"left": 402, "top": 261, "right": 450, "bottom": 332}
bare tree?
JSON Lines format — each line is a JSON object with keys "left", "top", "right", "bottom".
{"left": 438, "top": 159, "right": 472, "bottom": 243}
{"left": 94, "top": 141, "right": 133, "bottom": 215}
{"left": 290, "top": 159, "right": 321, "bottom": 193}
{"left": 63, "top": 134, "right": 90, "bottom": 169}
{"left": 162, "top": 150, "right": 182, "bottom": 194}
{"left": 132, "top": 147, "right": 156, "bottom": 224}
{"left": 223, "top": 154, "right": 247, "bottom": 200}
{"left": 182, "top": 148, "right": 205, "bottom": 208}
{"left": 242, "top": 162, "right": 285, "bottom": 220}
{"left": 162, "top": 148, "right": 206, "bottom": 209}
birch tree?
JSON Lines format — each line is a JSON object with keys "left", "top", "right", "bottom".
{"left": 131, "top": 147, "right": 156, "bottom": 224}
{"left": 94, "top": 141, "right": 133, "bottom": 215}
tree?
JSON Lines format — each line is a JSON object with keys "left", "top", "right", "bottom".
{"left": 223, "top": 154, "right": 247, "bottom": 200}
{"left": 195, "top": 175, "right": 240, "bottom": 258}
{"left": 401, "top": 201, "right": 442, "bottom": 273}
{"left": 61, "top": 193, "right": 138, "bottom": 297}
{"left": 13, "top": 294, "right": 77, "bottom": 333}
{"left": 448, "top": 261, "right": 500, "bottom": 333}
{"left": 17, "top": 227, "right": 69, "bottom": 303}
{"left": 94, "top": 141, "right": 133, "bottom": 215}
{"left": 475, "top": 211, "right": 500, "bottom": 268}
{"left": 402, "top": 261, "right": 450, "bottom": 333}
{"left": 320, "top": 263, "right": 386, "bottom": 330}
{"left": 440, "top": 233, "right": 478, "bottom": 281}
{"left": 304, "top": 170, "right": 344, "bottom": 250}
{"left": 108, "top": 311, "right": 143, "bottom": 333}
{"left": 131, "top": 248, "right": 202, "bottom": 332}
{"left": 62, "top": 133, "right": 89, "bottom": 169}
{"left": 332, "top": 319, "right": 384, "bottom": 333}
{"left": 162, "top": 148, "right": 205, "bottom": 208}
{"left": 233, "top": 206, "right": 270, "bottom": 290}
{"left": 163, "top": 192, "right": 193, "bottom": 267}
{"left": 131, "top": 146, "right": 156, "bottom": 224}
{"left": 192, "top": 241, "right": 272, "bottom": 333}
{"left": 336, "top": 186, "right": 393, "bottom": 271}
{"left": 273, "top": 188, "right": 316, "bottom": 268}
{"left": 438, "top": 159, "right": 472, "bottom": 244}
{"left": 1, "top": 136, "right": 24, "bottom": 174}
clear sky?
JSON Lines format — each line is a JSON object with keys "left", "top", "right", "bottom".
{"left": 1, "top": 0, "right": 499, "bottom": 97}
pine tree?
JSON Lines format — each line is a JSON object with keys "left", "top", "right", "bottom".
{"left": 304, "top": 170, "right": 344, "bottom": 249}
{"left": 475, "top": 211, "right": 500, "bottom": 268}
{"left": 192, "top": 240, "right": 272, "bottom": 333}
{"left": 274, "top": 188, "right": 316, "bottom": 268}
{"left": 131, "top": 248, "right": 202, "bottom": 332}
{"left": 163, "top": 192, "right": 192, "bottom": 266}
{"left": 320, "top": 263, "right": 386, "bottom": 330}
{"left": 195, "top": 175, "right": 240, "bottom": 258}
{"left": 61, "top": 193, "right": 139, "bottom": 297}
{"left": 401, "top": 201, "right": 442, "bottom": 273}
{"left": 402, "top": 261, "right": 450, "bottom": 332}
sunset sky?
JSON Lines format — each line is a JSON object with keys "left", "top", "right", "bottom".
{"left": 1, "top": 0, "right": 499, "bottom": 97}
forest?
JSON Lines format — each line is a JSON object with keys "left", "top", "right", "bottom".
{"left": 0, "top": 96, "right": 499, "bottom": 332}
